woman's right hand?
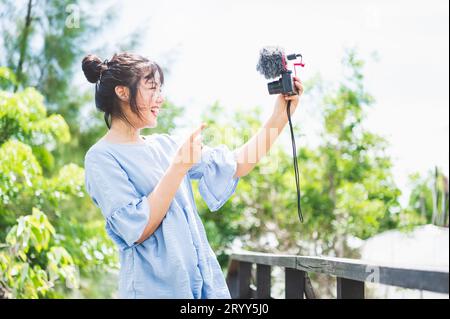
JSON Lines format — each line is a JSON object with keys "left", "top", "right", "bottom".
{"left": 138, "top": 123, "right": 207, "bottom": 244}
{"left": 172, "top": 123, "right": 207, "bottom": 172}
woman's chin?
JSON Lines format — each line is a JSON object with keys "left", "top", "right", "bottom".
{"left": 145, "top": 120, "right": 157, "bottom": 129}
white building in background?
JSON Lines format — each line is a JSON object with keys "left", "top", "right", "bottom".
{"left": 360, "top": 224, "right": 449, "bottom": 298}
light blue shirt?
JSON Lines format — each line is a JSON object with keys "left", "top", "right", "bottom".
{"left": 84, "top": 133, "right": 239, "bottom": 299}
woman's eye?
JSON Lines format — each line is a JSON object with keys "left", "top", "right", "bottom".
{"left": 149, "top": 86, "right": 162, "bottom": 93}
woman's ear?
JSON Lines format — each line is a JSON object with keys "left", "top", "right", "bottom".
{"left": 115, "top": 85, "right": 130, "bottom": 102}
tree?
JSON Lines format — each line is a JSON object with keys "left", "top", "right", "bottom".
{"left": 310, "top": 50, "right": 402, "bottom": 257}
{"left": 1, "top": 0, "right": 103, "bottom": 99}
{"left": 0, "top": 70, "right": 117, "bottom": 298}
{"left": 406, "top": 168, "right": 449, "bottom": 227}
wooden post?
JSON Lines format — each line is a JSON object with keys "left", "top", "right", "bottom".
{"left": 238, "top": 261, "right": 252, "bottom": 299}
{"left": 337, "top": 277, "right": 365, "bottom": 299}
{"left": 285, "top": 268, "right": 305, "bottom": 299}
{"left": 256, "top": 264, "right": 271, "bottom": 299}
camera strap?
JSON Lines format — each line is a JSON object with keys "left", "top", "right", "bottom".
{"left": 286, "top": 101, "right": 304, "bottom": 223}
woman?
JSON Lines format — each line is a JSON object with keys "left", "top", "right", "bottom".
{"left": 82, "top": 52, "right": 303, "bottom": 299}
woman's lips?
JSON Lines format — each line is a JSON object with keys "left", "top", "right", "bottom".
{"left": 150, "top": 107, "right": 159, "bottom": 117}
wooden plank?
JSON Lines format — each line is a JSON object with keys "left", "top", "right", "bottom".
{"left": 256, "top": 264, "right": 271, "bottom": 299}
{"left": 375, "top": 267, "right": 449, "bottom": 294}
{"left": 285, "top": 268, "right": 305, "bottom": 299}
{"left": 337, "top": 277, "right": 365, "bottom": 299}
{"left": 231, "top": 252, "right": 297, "bottom": 268}
{"left": 295, "top": 256, "right": 449, "bottom": 294}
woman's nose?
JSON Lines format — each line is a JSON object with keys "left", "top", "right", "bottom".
{"left": 151, "top": 91, "right": 164, "bottom": 104}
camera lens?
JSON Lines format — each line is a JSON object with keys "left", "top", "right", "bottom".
{"left": 268, "top": 79, "right": 283, "bottom": 95}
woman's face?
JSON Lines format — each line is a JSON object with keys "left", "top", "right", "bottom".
{"left": 123, "top": 70, "right": 164, "bottom": 129}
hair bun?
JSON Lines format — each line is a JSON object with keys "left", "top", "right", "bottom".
{"left": 82, "top": 54, "right": 106, "bottom": 83}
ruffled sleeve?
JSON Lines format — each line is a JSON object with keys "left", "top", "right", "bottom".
{"left": 84, "top": 149, "right": 150, "bottom": 248}
{"left": 158, "top": 134, "right": 240, "bottom": 211}
{"left": 187, "top": 144, "right": 240, "bottom": 212}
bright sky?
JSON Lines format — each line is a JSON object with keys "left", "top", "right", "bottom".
{"left": 104, "top": 0, "right": 449, "bottom": 203}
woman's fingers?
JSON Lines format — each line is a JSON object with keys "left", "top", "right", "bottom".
{"left": 282, "top": 78, "right": 303, "bottom": 101}
{"left": 193, "top": 134, "right": 203, "bottom": 147}
{"left": 174, "top": 124, "right": 207, "bottom": 168}
{"left": 294, "top": 79, "right": 304, "bottom": 95}
{"left": 284, "top": 95, "right": 297, "bottom": 101}
{"left": 190, "top": 123, "right": 207, "bottom": 142}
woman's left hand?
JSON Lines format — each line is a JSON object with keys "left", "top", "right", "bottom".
{"left": 272, "top": 76, "right": 304, "bottom": 120}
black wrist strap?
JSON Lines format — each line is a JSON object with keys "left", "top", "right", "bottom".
{"left": 286, "top": 100, "right": 303, "bottom": 223}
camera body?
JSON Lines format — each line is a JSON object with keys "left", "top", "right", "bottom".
{"left": 256, "top": 47, "right": 304, "bottom": 96}
{"left": 267, "top": 70, "right": 297, "bottom": 96}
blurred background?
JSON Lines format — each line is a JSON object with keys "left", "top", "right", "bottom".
{"left": 0, "top": 0, "right": 448, "bottom": 298}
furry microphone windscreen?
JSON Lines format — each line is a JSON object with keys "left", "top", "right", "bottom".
{"left": 256, "top": 46, "right": 286, "bottom": 80}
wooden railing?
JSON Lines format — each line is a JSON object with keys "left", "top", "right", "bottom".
{"left": 225, "top": 251, "right": 450, "bottom": 299}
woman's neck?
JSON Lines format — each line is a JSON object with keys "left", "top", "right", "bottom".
{"left": 105, "top": 119, "right": 143, "bottom": 144}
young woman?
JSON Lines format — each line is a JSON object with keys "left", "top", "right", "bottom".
{"left": 82, "top": 52, "right": 303, "bottom": 299}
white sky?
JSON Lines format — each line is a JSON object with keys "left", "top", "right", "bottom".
{"left": 101, "top": 0, "right": 449, "bottom": 203}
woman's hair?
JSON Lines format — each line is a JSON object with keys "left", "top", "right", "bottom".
{"left": 81, "top": 52, "right": 164, "bottom": 129}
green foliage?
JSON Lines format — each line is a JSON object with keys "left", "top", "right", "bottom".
{"left": 298, "top": 50, "right": 402, "bottom": 256}
{"left": 0, "top": 86, "right": 81, "bottom": 234}
{"left": 0, "top": 66, "right": 17, "bottom": 90}
{"left": 0, "top": 73, "right": 117, "bottom": 298}
{"left": 0, "top": 87, "right": 70, "bottom": 146}
{"left": 0, "top": 208, "right": 78, "bottom": 298}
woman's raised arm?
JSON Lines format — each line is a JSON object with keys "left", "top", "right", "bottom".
{"left": 233, "top": 77, "right": 304, "bottom": 178}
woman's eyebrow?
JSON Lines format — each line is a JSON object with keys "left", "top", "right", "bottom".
{"left": 144, "top": 73, "right": 154, "bottom": 81}
{"left": 144, "top": 79, "right": 156, "bottom": 86}
{"left": 144, "top": 77, "right": 160, "bottom": 85}
{"left": 148, "top": 82, "right": 162, "bottom": 88}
